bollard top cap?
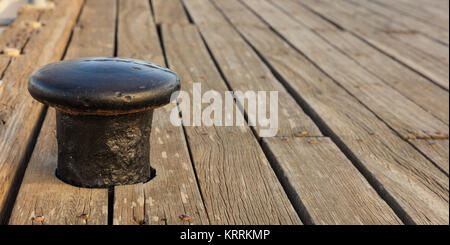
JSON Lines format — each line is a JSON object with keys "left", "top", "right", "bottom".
{"left": 28, "top": 57, "right": 180, "bottom": 115}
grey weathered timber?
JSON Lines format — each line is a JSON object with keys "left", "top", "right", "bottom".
{"left": 163, "top": 23, "right": 302, "bottom": 225}
{"left": 243, "top": 0, "right": 448, "bottom": 140}
{"left": 183, "top": 0, "right": 402, "bottom": 225}
{"left": 214, "top": 0, "right": 449, "bottom": 225}
{"left": 113, "top": 0, "right": 208, "bottom": 225}
{"left": 271, "top": 0, "right": 449, "bottom": 124}
{"left": 300, "top": 0, "right": 450, "bottom": 90}
{"left": 345, "top": 0, "right": 449, "bottom": 45}
{"left": 9, "top": 0, "right": 112, "bottom": 225}
{"left": 153, "top": 0, "right": 190, "bottom": 25}
{"left": 373, "top": 0, "right": 449, "bottom": 30}
{"left": 409, "top": 140, "right": 449, "bottom": 175}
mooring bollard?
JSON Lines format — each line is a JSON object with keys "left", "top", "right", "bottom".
{"left": 28, "top": 57, "right": 180, "bottom": 188}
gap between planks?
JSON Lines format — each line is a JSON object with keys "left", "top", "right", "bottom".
{"left": 183, "top": 0, "right": 403, "bottom": 225}
{"left": 211, "top": 0, "right": 449, "bottom": 225}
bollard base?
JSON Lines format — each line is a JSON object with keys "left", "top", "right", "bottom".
{"left": 55, "top": 110, "right": 155, "bottom": 188}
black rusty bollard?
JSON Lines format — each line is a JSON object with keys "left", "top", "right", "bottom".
{"left": 28, "top": 57, "right": 180, "bottom": 188}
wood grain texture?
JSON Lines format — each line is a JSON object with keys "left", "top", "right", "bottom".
{"left": 402, "top": 0, "right": 450, "bottom": 18}
{"left": 185, "top": 0, "right": 401, "bottom": 224}
{"left": 299, "top": 0, "right": 450, "bottom": 90}
{"left": 215, "top": 0, "right": 449, "bottom": 225}
{"left": 262, "top": 137, "right": 401, "bottom": 225}
{"left": 9, "top": 110, "right": 108, "bottom": 225}
{"left": 9, "top": 0, "right": 115, "bottom": 225}
{"left": 194, "top": 23, "right": 322, "bottom": 137}
{"left": 0, "top": 6, "right": 40, "bottom": 54}
{"left": 271, "top": 0, "right": 449, "bottom": 124}
{"left": 0, "top": 6, "right": 42, "bottom": 90}
{"left": 163, "top": 23, "right": 301, "bottom": 225}
{"left": 313, "top": 31, "right": 449, "bottom": 125}
{"left": 409, "top": 140, "right": 449, "bottom": 175}
{"left": 373, "top": 0, "right": 449, "bottom": 30}
{"left": 243, "top": 0, "right": 449, "bottom": 140}
{"left": 153, "top": 0, "right": 190, "bottom": 25}
{"left": 312, "top": 0, "right": 450, "bottom": 64}
{"left": 65, "top": 0, "right": 116, "bottom": 59}
{"left": 114, "top": 0, "right": 208, "bottom": 225}
{"left": 118, "top": 0, "right": 165, "bottom": 65}
{"left": 346, "top": 0, "right": 449, "bottom": 45}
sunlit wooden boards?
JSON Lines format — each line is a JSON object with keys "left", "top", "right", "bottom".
{"left": 211, "top": 0, "right": 449, "bottom": 224}
{"left": 153, "top": 0, "right": 190, "bottom": 25}
{"left": 9, "top": 0, "right": 110, "bottom": 225}
{"left": 345, "top": 0, "right": 449, "bottom": 45}
{"left": 373, "top": 0, "right": 449, "bottom": 31}
{"left": 300, "top": 0, "right": 449, "bottom": 90}
{"left": 183, "top": 0, "right": 402, "bottom": 224}
{"left": 2, "top": 0, "right": 448, "bottom": 225}
{"left": 410, "top": 140, "right": 449, "bottom": 175}
{"left": 271, "top": 0, "right": 449, "bottom": 125}
{"left": 162, "top": 23, "right": 301, "bottom": 225}
{"left": 113, "top": 0, "right": 208, "bottom": 225}
{"left": 242, "top": 0, "right": 448, "bottom": 140}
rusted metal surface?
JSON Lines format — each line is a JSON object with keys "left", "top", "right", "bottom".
{"left": 55, "top": 110, "right": 155, "bottom": 188}
{"left": 28, "top": 57, "right": 180, "bottom": 188}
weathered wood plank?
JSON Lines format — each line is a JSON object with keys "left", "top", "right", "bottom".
{"left": 300, "top": 0, "right": 450, "bottom": 90}
{"left": 9, "top": 0, "right": 115, "bottom": 225}
{"left": 409, "top": 140, "right": 449, "bottom": 175}
{"left": 262, "top": 137, "right": 401, "bottom": 225}
{"left": 215, "top": 0, "right": 449, "bottom": 225}
{"left": 0, "top": 6, "right": 40, "bottom": 54}
{"left": 184, "top": 0, "right": 401, "bottom": 224}
{"left": 65, "top": 0, "right": 116, "bottom": 59}
{"left": 401, "top": 0, "right": 450, "bottom": 16}
{"left": 268, "top": 0, "right": 338, "bottom": 32}
{"left": 117, "top": 0, "right": 164, "bottom": 65}
{"left": 346, "top": 0, "right": 449, "bottom": 45}
{"left": 312, "top": 31, "right": 449, "bottom": 125}
{"left": 194, "top": 23, "right": 322, "bottom": 137}
{"left": 373, "top": 0, "right": 449, "bottom": 30}
{"left": 113, "top": 0, "right": 208, "bottom": 225}
{"left": 0, "top": 6, "right": 42, "bottom": 79}
{"left": 322, "top": 0, "right": 450, "bottom": 70}
{"left": 153, "top": 0, "right": 190, "bottom": 25}
{"left": 9, "top": 110, "right": 108, "bottom": 225}
{"left": 322, "top": 0, "right": 450, "bottom": 63}
{"left": 244, "top": 0, "right": 448, "bottom": 140}
{"left": 163, "top": 23, "right": 301, "bottom": 225}
{"left": 272, "top": 0, "right": 449, "bottom": 124}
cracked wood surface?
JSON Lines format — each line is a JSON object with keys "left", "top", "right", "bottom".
{"left": 214, "top": 0, "right": 448, "bottom": 224}
{"left": 0, "top": 0, "right": 448, "bottom": 225}
{"left": 9, "top": 0, "right": 110, "bottom": 225}
{"left": 183, "top": 0, "right": 401, "bottom": 225}
{"left": 113, "top": 0, "right": 208, "bottom": 225}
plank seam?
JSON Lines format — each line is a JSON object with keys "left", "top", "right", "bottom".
{"left": 179, "top": 0, "right": 194, "bottom": 24}
{"left": 226, "top": 0, "right": 415, "bottom": 224}
{"left": 194, "top": 22, "right": 312, "bottom": 223}
{"left": 252, "top": 0, "right": 449, "bottom": 142}
{"left": 295, "top": 0, "right": 449, "bottom": 92}
{"left": 157, "top": 22, "right": 212, "bottom": 224}
{"left": 269, "top": 0, "right": 449, "bottom": 126}
{"left": 345, "top": 0, "right": 448, "bottom": 47}
{"left": 1, "top": 106, "right": 47, "bottom": 224}
{"left": 369, "top": 0, "right": 448, "bottom": 32}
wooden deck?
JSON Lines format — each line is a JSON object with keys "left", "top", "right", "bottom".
{"left": 0, "top": 0, "right": 448, "bottom": 225}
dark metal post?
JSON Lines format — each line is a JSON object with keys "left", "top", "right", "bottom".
{"left": 28, "top": 57, "right": 180, "bottom": 188}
